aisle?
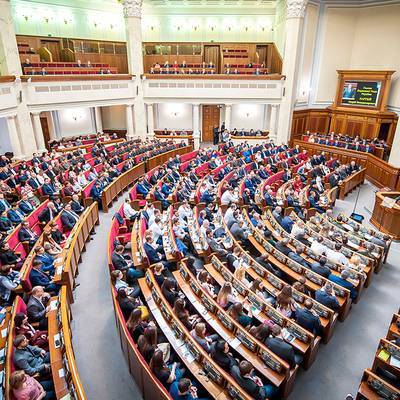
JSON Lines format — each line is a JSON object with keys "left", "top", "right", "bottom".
{"left": 291, "top": 181, "right": 400, "bottom": 399}
{"left": 71, "top": 195, "right": 141, "bottom": 400}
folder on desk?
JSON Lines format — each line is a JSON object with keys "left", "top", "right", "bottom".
{"left": 377, "top": 348, "right": 390, "bottom": 361}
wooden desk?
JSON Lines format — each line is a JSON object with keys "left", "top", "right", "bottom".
{"left": 370, "top": 191, "right": 400, "bottom": 239}
{"left": 48, "top": 296, "right": 70, "bottom": 399}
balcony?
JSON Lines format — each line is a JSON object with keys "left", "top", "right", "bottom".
{"left": 142, "top": 74, "right": 285, "bottom": 103}
{"left": 0, "top": 77, "right": 19, "bottom": 116}
{"left": 20, "top": 75, "right": 136, "bottom": 110}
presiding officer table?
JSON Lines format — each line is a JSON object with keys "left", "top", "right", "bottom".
{"left": 370, "top": 191, "right": 400, "bottom": 239}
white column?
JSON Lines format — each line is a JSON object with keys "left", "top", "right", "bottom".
{"left": 225, "top": 104, "right": 232, "bottom": 132}
{"left": 6, "top": 115, "right": 23, "bottom": 159}
{"left": 193, "top": 104, "right": 200, "bottom": 133}
{"left": 94, "top": 106, "right": 103, "bottom": 133}
{"left": 31, "top": 112, "right": 46, "bottom": 152}
{"left": 389, "top": 119, "right": 400, "bottom": 167}
{"left": 0, "top": 0, "right": 22, "bottom": 76}
{"left": 269, "top": 104, "right": 278, "bottom": 142}
{"left": 126, "top": 104, "right": 135, "bottom": 139}
{"left": 16, "top": 104, "right": 38, "bottom": 156}
{"left": 146, "top": 103, "right": 155, "bottom": 137}
{"left": 277, "top": 0, "right": 308, "bottom": 144}
{"left": 264, "top": 104, "right": 271, "bottom": 131}
{"left": 121, "top": 0, "right": 146, "bottom": 140}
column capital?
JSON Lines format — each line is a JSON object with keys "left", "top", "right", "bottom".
{"left": 6, "top": 114, "right": 17, "bottom": 121}
{"left": 31, "top": 111, "right": 41, "bottom": 116}
{"left": 286, "top": 0, "right": 308, "bottom": 19}
{"left": 271, "top": 104, "right": 279, "bottom": 109}
{"left": 120, "top": 0, "right": 143, "bottom": 18}
{"left": 225, "top": 104, "right": 232, "bottom": 108}
{"left": 146, "top": 103, "right": 153, "bottom": 107}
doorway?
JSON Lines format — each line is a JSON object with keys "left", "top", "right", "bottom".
{"left": 202, "top": 105, "right": 220, "bottom": 142}
{"left": 204, "top": 45, "right": 220, "bottom": 72}
{"left": 256, "top": 45, "right": 267, "bottom": 66}
{"left": 40, "top": 116, "right": 51, "bottom": 150}
{"left": 41, "top": 40, "right": 62, "bottom": 62}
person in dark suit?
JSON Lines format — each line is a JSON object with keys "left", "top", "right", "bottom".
{"left": 90, "top": 181, "right": 103, "bottom": 206}
{"left": 231, "top": 360, "right": 276, "bottom": 399}
{"left": 0, "top": 194, "right": 11, "bottom": 213}
{"left": 265, "top": 325, "right": 300, "bottom": 368}
{"left": 18, "top": 196, "right": 34, "bottom": 215}
{"left": 38, "top": 202, "right": 58, "bottom": 224}
{"left": 329, "top": 173, "right": 340, "bottom": 188}
{"left": 27, "top": 286, "right": 50, "bottom": 329}
{"left": 264, "top": 189, "right": 277, "bottom": 207}
{"left": 29, "top": 260, "right": 59, "bottom": 294}
{"left": 18, "top": 221, "right": 39, "bottom": 249}
{"left": 41, "top": 178, "right": 57, "bottom": 196}
{"left": 153, "top": 189, "right": 170, "bottom": 210}
{"left": 71, "top": 194, "right": 84, "bottom": 215}
{"left": 295, "top": 300, "right": 322, "bottom": 336}
{"left": 275, "top": 237, "right": 292, "bottom": 256}
{"left": 213, "top": 126, "right": 219, "bottom": 145}
{"left": 7, "top": 205, "right": 25, "bottom": 225}
{"left": 288, "top": 246, "right": 310, "bottom": 268}
{"left": 143, "top": 235, "right": 168, "bottom": 266}
{"left": 315, "top": 283, "right": 340, "bottom": 311}
{"left": 310, "top": 256, "right": 331, "bottom": 278}
{"left": 112, "top": 245, "right": 144, "bottom": 283}
{"left": 329, "top": 269, "right": 357, "bottom": 300}
{"left": 60, "top": 203, "right": 79, "bottom": 230}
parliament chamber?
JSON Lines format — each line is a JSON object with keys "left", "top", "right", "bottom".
{"left": 0, "top": 0, "right": 400, "bottom": 400}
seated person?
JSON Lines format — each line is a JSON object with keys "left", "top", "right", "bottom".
{"left": 14, "top": 312, "right": 48, "bottom": 350}
{"left": 0, "top": 264, "right": 20, "bottom": 305}
{"left": 315, "top": 283, "right": 340, "bottom": 311}
{"left": 210, "top": 340, "right": 238, "bottom": 370}
{"left": 0, "top": 210, "right": 13, "bottom": 234}
{"left": 190, "top": 322, "right": 219, "bottom": 353}
{"left": 7, "top": 204, "right": 25, "bottom": 225}
{"left": 34, "top": 246, "right": 55, "bottom": 276}
{"left": 228, "top": 302, "right": 253, "bottom": 328}
{"left": 29, "top": 260, "right": 60, "bottom": 294}
{"left": 71, "top": 194, "right": 85, "bottom": 215}
{"left": 13, "top": 334, "right": 51, "bottom": 377}
{"left": 265, "top": 325, "right": 302, "bottom": 368}
{"left": 231, "top": 360, "right": 276, "bottom": 399}
{"left": 61, "top": 203, "right": 80, "bottom": 231}
{"left": 27, "top": 286, "right": 51, "bottom": 329}
{"left": 112, "top": 245, "right": 144, "bottom": 284}
{"left": 205, "top": 229, "right": 228, "bottom": 258}
{"left": 294, "top": 299, "right": 322, "bottom": 336}
{"left": 150, "top": 350, "right": 185, "bottom": 390}
{"left": 0, "top": 242, "right": 23, "bottom": 269}
{"left": 116, "top": 287, "right": 141, "bottom": 320}
{"left": 10, "top": 369, "right": 54, "bottom": 400}
{"left": 329, "top": 269, "right": 358, "bottom": 300}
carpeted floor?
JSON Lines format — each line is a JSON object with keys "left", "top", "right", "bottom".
{"left": 71, "top": 180, "right": 400, "bottom": 399}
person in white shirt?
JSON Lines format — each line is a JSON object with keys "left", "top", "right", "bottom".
{"left": 326, "top": 243, "right": 349, "bottom": 267}
{"left": 220, "top": 187, "right": 239, "bottom": 206}
{"left": 224, "top": 204, "right": 237, "bottom": 224}
{"left": 310, "top": 236, "right": 329, "bottom": 256}
{"left": 145, "top": 204, "right": 156, "bottom": 225}
{"left": 178, "top": 201, "right": 192, "bottom": 223}
{"left": 123, "top": 198, "right": 139, "bottom": 221}
{"left": 149, "top": 216, "right": 164, "bottom": 244}
{"left": 200, "top": 219, "right": 210, "bottom": 238}
{"left": 77, "top": 172, "right": 88, "bottom": 187}
{"left": 291, "top": 220, "right": 306, "bottom": 237}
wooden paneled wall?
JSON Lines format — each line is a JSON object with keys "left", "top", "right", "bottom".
{"left": 291, "top": 108, "right": 398, "bottom": 146}
{"left": 291, "top": 109, "right": 331, "bottom": 141}
{"left": 293, "top": 139, "right": 400, "bottom": 190}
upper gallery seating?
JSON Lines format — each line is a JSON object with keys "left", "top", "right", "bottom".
{"left": 21, "top": 60, "right": 118, "bottom": 75}
{"left": 107, "top": 140, "right": 391, "bottom": 400}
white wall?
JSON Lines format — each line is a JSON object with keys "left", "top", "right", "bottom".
{"left": 101, "top": 105, "right": 126, "bottom": 130}
{"left": 0, "top": 118, "right": 13, "bottom": 154}
{"left": 57, "top": 107, "right": 95, "bottom": 137}
{"left": 230, "top": 104, "right": 265, "bottom": 130}
{"left": 301, "top": 4, "right": 400, "bottom": 109}
{"left": 156, "top": 103, "right": 193, "bottom": 130}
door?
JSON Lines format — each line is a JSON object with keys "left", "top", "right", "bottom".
{"left": 202, "top": 105, "right": 220, "bottom": 143}
{"left": 41, "top": 40, "right": 62, "bottom": 62}
{"left": 204, "top": 45, "right": 220, "bottom": 72}
{"left": 256, "top": 45, "right": 267, "bottom": 66}
{"left": 40, "top": 116, "right": 51, "bottom": 150}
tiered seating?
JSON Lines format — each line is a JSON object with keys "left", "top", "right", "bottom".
{"left": 23, "top": 61, "right": 117, "bottom": 75}
{"left": 0, "top": 136, "right": 192, "bottom": 400}
{"left": 356, "top": 313, "right": 400, "bottom": 399}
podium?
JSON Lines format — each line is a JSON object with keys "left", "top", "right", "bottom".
{"left": 370, "top": 192, "right": 400, "bottom": 239}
